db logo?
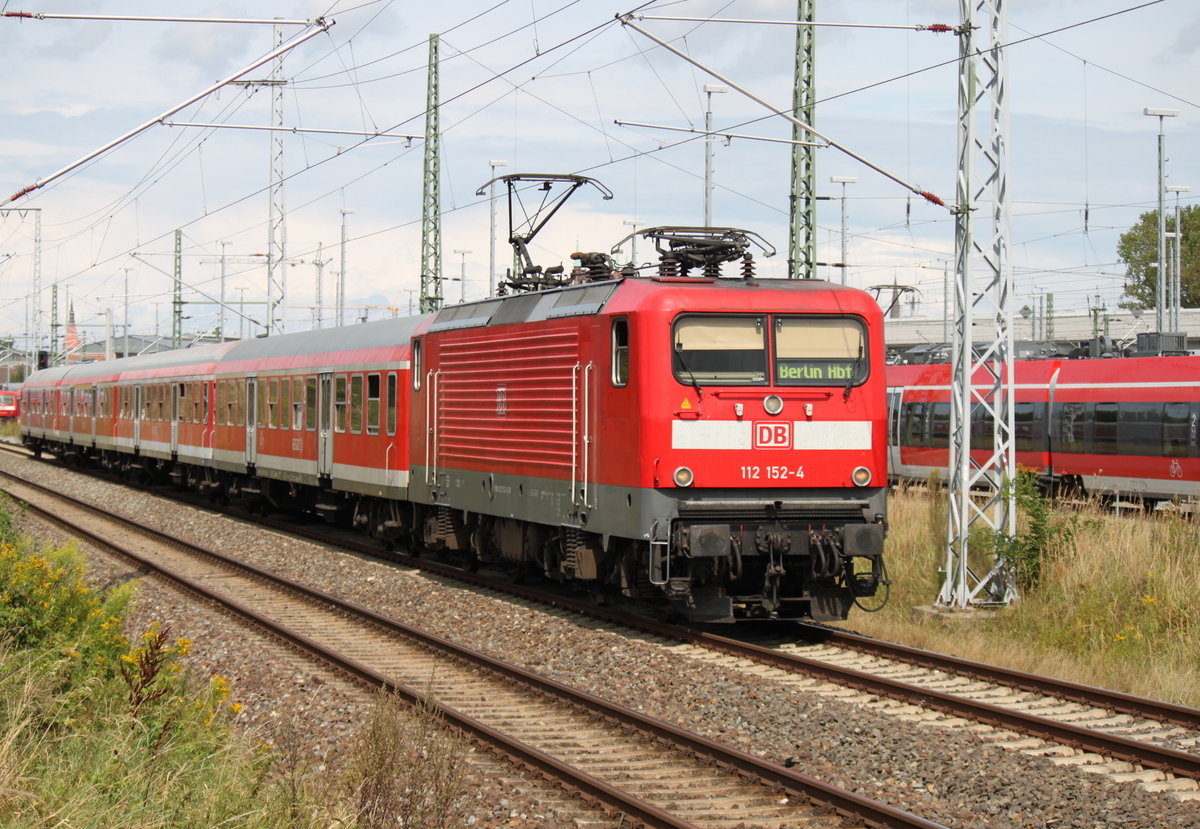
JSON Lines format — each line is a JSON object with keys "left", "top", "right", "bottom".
{"left": 754, "top": 421, "right": 792, "bottom": 449}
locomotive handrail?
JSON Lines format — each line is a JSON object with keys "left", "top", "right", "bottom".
{"left": 710, "top": 389, "right": 832, "bottom": 400}
{"left": 430, "top": 370, "right": 441, "bottom": 490}
{"left": 424, "top": 369, "right": 433, "bottom": 485}
{"left": 584, "top": 362, "right": 594, "bottom": 510}
{"left": 571, "top": 363, "right": 580, "bottom": 506}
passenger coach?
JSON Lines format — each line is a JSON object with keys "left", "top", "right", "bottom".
{"left": 888, "top": 356, "right": 1200, "bottom": 506}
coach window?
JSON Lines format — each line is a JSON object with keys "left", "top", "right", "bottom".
{"left": 257, "top": 380, "right": 269, "bottom": 429}
{"left": 202, "top": 383, "right": 210, "bottom": 424}
{"left": 900, "top": 402, "right": 926, "bottom": 447}
{"left": 351, "top": 374, "right": 364, "bottom": 434}
{"left": 366, "top": 373, "right": 380, "bottom": 435}
{"left": 306, "top": 377, "right": 318, "bottom": 431}
{"left": 1014, "top": 402, "right": 1044, "bottom": 453}
{"left": 268, "top": 378, "right": 280, "bottom": 429}
{"left": 672, "top": 316, "right": 766, "bottom": 385}
{"left": 1055, "top": 402, "right": 1086, "bottom": 453}
{"left": 929, "top": 403, "right": 951, "bottom": 449}
{"left": 412, "top": 339, "right": 422, "bottom": 391}
{"left": 774, "top": 317, "right": 866, "bottom": 387}
{"left": 194, "top": 382, "right": 202, "bottom": 424}
{"left": 335, "top": 376, "right": 348, "bottom": 433}
{"left": 292, "top": 378, "right": 304, "bottom": 430}
{"left": 1119, "top": 402, "right": 1161, "bottom": 456}
{"left": 280, "top": 378, "right": 291, "bottom": 430}
{"left": 612, "top": 319, "right": 629, "bottom": 387}
{"left": 217, "top": 381, "right": 226, "bottom": 426}
{"left": 237, "top": 379, "right": 246, "bottom": 426}
{"left": 386, "top": 373, "right": 397, "bottom": 436}
{"left": 1093, "top": 402, "right": 1118, "bottom": 455}
{"left": 1164, "top": 403, "right": 1190, "bottom": 457}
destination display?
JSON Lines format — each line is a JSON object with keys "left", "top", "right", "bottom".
{"left": 776, "top": 359, "right": 858, "bottom": 384}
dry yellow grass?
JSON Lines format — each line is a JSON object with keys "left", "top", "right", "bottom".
{"left": 836, "top": 483, "right": 1200, "bottom": 708}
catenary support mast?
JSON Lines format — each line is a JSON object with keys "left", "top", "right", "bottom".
{"left": 787, "top": 0, "right": 817, "bottom": 279}
{"left": 941, "top": 0, "right": 1017, "bottom": 609}
{"left": 266, "top": 22, "right": 288, "bottom": 336}
{"left": 420, "top": 34, "right": 443, "bottom": 313}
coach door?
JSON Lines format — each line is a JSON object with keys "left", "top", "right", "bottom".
{"left": 133, "top": 385, "right": 142, "bottom": 449}
{"left": 245, "top": 377, "right": 258, "bottom": 466}
{"left": 170, "top": 382, "right": 180, "bottom": 455}
{"left": 887, "top": 390, "right": 902, "bottom": 476}
{"left": 318, "top": 372, "right": 333, "bottom": 477}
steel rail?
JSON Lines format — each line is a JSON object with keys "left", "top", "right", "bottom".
{"left": 0, "top": 465, "right": 944, "bottom": 829}
{"left": 8, "top": 440, "right": 1196, "bottom": 781}
{"left": 797, "top": 623, "right": 1200, "bottom": 730}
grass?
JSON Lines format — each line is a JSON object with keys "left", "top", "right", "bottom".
{"left": 842, "top": 480, "right": 1200, "bottom": 707}
{"left": 0, "top": 495, "right": 472, "bottom": 828}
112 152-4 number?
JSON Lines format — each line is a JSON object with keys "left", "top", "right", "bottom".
{"left": 741, "top": 466, "right": 803, "bottom": 480}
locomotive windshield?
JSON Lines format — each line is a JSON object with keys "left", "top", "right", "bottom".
{"left": 774, "top": 317, "right": 866, "bottom": 386}
{"left": 673, "top": 316, "right": 767, "bottom": 384}
{"left": 672, "top": 314, "right": 867, "bottom": 387}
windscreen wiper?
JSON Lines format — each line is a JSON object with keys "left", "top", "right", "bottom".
{"left": 844, "top": 344, "right": 863, "bottom": 400}
{"left": 674, "top": 342, "right": 703, "bottom": 398}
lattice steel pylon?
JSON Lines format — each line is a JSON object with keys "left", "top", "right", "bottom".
{"left": 941, "top": 0, "right": 1018, "bottom": 609}
{"left": 419, "top": 33, "right": 443, "bottom": 314}
{"left": 787, "top": 0, "right": 817, "bottom": 280}
{"left": 266, "top": 22, "right": 288, "bottom": 336}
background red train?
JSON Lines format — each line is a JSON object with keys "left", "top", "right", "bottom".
{"left": 0, "top": 390, "right": 18, "bottom": 421}
{"left": 19, "top": 229, "right": 890, "bottom": 623}
{"left": 887, "top": 356, "right": 1200, "bottom": 507}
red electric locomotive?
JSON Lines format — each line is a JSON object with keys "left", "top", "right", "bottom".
{"left": 887, "top": 355, "right": 1200, "bottom": 506}
{"left": 20, "top": 221, "right": 890, "bottom": 623}
{"left": 411, "top": 227, "right": 889, "bottom": 622}
{"left": 0, "top": 389, "right": 19, "bottom": 420}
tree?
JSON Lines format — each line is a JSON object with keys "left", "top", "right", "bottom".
{"left": 1117, "top": 204, "right": 1200, "bottom": 311}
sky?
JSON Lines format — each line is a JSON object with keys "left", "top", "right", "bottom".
{"left": 0, "top": 0, "right": 1197, "bottom": 351}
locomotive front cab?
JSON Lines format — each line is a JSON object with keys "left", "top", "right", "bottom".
{"left": 650, "top": 301, "right": 888, "bottom": 622}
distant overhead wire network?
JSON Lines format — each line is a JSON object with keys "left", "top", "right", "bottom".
{"left": 0, "top": 0, "right": 1189, "bottom": 328}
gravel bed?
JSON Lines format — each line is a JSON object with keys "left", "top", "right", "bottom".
{"left": 6, "top": 452, "right": 1196, "bottom": 828}
{"left": 8, "top": 465, "right": 611, "bottom": 829}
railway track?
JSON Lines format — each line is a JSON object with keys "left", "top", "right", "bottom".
{"left": 6, "top": 442, "right": 1200, "bottom": 809}
{"left": 0, "top": 463, "right": 942, "bottom": 829}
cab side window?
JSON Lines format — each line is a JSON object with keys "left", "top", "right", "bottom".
{"left": 612, "top": 319, "right": 629, "bottom": 387}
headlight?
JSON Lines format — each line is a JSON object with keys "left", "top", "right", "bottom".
{"left": 673, "top": 466, "right": 694, "bottom": 487}
{"left": 763, "top": 394, "right": 784, "bottom": 415}
{"left": 852, "top": 466, "right": 872, "bottom": 487}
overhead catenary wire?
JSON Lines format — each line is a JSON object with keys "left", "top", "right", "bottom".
{"left": 618, "top": 14, "right": 947, "bottom": 208}
{"left": 8, "top": 18, "right": 336, "bottom": 203}
{"left": 3, "top": 0, "right": 1187, "bottom": 334}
